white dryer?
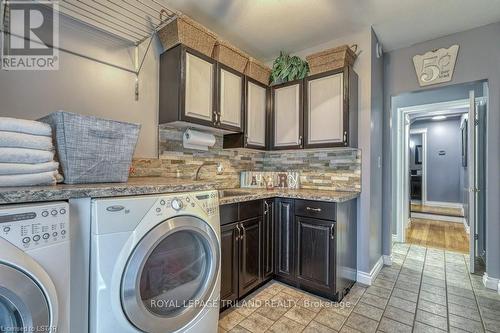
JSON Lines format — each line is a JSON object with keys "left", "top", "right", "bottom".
{"left": 0, "top": 202, "right": 70, "bottom": 333}
{"left": 90, "top": 190, "right": 220, "bottom": 333}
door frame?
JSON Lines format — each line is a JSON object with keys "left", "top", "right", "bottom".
{"left": 393, "top": 98, "right": 485, "bottom": 243}
{"left": 408, "top": 128, "right": 428, "bottom": 205}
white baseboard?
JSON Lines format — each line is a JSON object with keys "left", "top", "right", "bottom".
{"left": 357, "top": 256, "right": 383, "bottom": 286}
{"left": 425, "top": 201, "right": 464, "bottom": 209}
{"left": 483, "top": 273, "right": 500, "bottom": 291}
{"left": 383, "top": 255, "right": 393, "bottom": 266}
{"left": 411, "top": 212, "right": 465, "bottom": 224}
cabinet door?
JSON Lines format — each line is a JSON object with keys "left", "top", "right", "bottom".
{"left": 239, "top": 217, "right": 262, "bottom": 296}
{"left": 184, "top": 50, "right": 217, "bottom": 125}
{"left": 262, "top": 199, "right": 274, "bottom": 280}
{"left": 304, "top": 70, "right": 346, "bottom": 148}
{"left": 218, "top": 64, "right": 244, "bottom": 131}
{"left": 220, "top": 223, "right": 239, "bottom": 307}
{"left": 296, "top": 216, "right": 335, "bottom": 294}
{"left": 274, "top": 199, "right": 295, "bottom": 282}
{"left": 271, "top": 80, "right": 303, "bottom": 149}
{"left": 246, "top": 78, "right": 268, "bottom": 149}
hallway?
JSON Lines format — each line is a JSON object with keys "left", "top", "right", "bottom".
{"left": 406, "top": 218, "right": 469, "bottom": 253}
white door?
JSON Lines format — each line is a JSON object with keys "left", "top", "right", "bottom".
{"left": 273, "top": 83, "right": 302, "bottom": 148}
{"left": 306, "top": 73, "right": 344, "bottom": 145}
{"left": 219, "top": 68, "right": 243, "bottom": 129}
{"left": 185, "top": 53, "right": 214, "bottom": 122}
{"left": 468, "top": 90, "right": 478, "bottom": 273}
{"left": 246, "top": 81, "right": 267, "bottom": 147}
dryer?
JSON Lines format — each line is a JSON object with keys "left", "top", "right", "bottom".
{"left": 0, "top": 202, "right": 70, "bottom": 333}
{"left": 90, "top": 190, "right": 220, "bottom": 333}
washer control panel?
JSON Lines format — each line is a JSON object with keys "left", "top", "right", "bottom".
{"left": 152, "top": 190, "right": 219, "bottom": 217}
{"left": 0, "top": 202, "right": 69, "bottom": 250}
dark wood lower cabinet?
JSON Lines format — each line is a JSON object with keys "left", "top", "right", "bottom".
{"left": 274, "top": 199, "right": 295, "bottom": 283}
{"left": 296, "top": 216, "right": 335, "bottom": 295}
{"left": 220, "top": 197, "right": 357, "bottom": 309}
{"left": 239, "top": 217, "right": 262, "bottom": 295}
{"left": 262, "top": 199, "right": 274, "bottom": 280}
{"left": 220, "top": 223, "right": 239, "bottom": 307}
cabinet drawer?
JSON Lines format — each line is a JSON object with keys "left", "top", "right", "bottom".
{"left": 239, "top": 200, "right": 263, "bottom": 220}
{"left": 295, "top": 200, "right": 336, "bottom": 220}
{"left": 220, "top": 203, "right": 239, "bottom": 225}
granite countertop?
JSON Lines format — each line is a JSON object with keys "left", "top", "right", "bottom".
{"left": 218, "top": 188, "right": 360, "bottom": 205}
{"left": 0, "top": 177, "right": 359, "bottom": 205}
{"left": 0, "top": 177, "right": 217, "bottom": 204}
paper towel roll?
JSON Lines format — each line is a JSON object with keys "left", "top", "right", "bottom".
{"left": 183, "top": 129, "right": 216, "bottom": 151}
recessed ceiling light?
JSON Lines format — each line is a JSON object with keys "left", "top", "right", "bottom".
{"left": 432, "top": 115, "right": 447, "bottom": 120}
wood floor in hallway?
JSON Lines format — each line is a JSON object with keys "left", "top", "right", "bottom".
{"left": 410, "top": 203, "right": 464, "bottom": 217}
{"left": 406, "top": 218, "right": 469, "bottom": 253}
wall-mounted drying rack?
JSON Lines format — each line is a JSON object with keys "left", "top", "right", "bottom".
{"left": 1, "top": 0, "right": 181, "bottom": 100}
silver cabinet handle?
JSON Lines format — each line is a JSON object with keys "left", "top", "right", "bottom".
{"left": 264, "top": 201, "right": 269, "bottom": 215}
{"left": 330, "top": 224, "right": 335, "bottom": 239}
{"left": 306, "top": 207, "right": 322, "bottom": 212}
{"left": 298, "top": 135, "right": 303, "bottom": 147}
{"left": 240, "top": 223, "right": 245, "bottom": 240}
{"left": 235, "top": 224, "right": 241, "bottom": 241}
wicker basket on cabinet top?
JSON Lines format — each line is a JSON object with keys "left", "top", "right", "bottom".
{"left": 158, "top": 14, "right": 217, "bottom": 57}
{"left": 306, "top": 44, "right": 358, "bottom": 75}
{"left": 244, "top": 57, "right": 271, "bottom": 85}
{"left": 212, "top": 39, "right": 249, "bottom": 72}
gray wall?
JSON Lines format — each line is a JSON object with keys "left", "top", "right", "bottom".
{"left": 0, "top": 15, "right": 161, "bottom": 158}
{"left": 411, "top": 117, "right": 462, "bottom": 203}
{"left": 383, "top": 22, "right": 500, "bottom": 279}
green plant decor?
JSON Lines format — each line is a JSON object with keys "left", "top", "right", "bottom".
{"left": 270, "top": 51, "right": 309, "bottom": 85}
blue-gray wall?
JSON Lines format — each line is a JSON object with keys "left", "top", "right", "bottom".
{"left": 412, "top": 117, "right": 462, "bottom": 203}
{"left": 383, "top": 22, "right": 500, "bottom": 279}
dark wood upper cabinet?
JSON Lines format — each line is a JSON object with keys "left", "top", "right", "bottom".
{"left": 217, "top": 63, "right": 245, "bottom": 132}
{"left": 239, "top": 216, "right": 262, "bottom": 296}
{"left": 159, "top": 44, "right": 244, "bottom": 132}
{"left": 224, "top": 77, "right": 270, "bottom": 149}
{"left": 271, "top": 79, "right": 304, "bottom": 150}
{"left": 304, "top": 67, "right": 358, "bottom": 148}
{"left": 159, "top": 45, "right": 218, "bottom": 128}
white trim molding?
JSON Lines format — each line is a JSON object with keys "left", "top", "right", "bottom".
{"left": 383, "top": 255, "right": 393, "bottom": 266}
{"left": 410, "top": 212, "right": 465, "bottom": 224}
{"left": 425, "top": 201, "right": 464, "bottom": 209}
{"left": 357, "top": 256, "right": 383, "bottom": 286}
{"left": 483, "top": 273, "right": 500, "bottom": 291}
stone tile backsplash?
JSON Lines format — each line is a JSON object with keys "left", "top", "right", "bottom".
{"left": 131, "top": 126, "right": 361, "bottom": 191}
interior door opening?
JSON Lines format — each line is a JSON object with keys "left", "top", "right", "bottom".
{"left": 391, "top": 81, "right": 487, "bottom": 274}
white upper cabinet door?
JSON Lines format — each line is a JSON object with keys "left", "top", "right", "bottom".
{"left": 273, "top": 83, "right": 301, "bottom": 148}
{"left": 219, "top": 68, "right": 243, "bottom": 129}
{"left": 185, "top": 52, "right": 214, "bottom": 122}
{"left": 246, "top": 81, "right": 267, "bottom": 147}
{"left": 307, "top": 72, "right": 344, "bottom": 145}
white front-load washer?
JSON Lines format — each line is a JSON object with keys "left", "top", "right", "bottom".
{"left": 90, "top": 190, "right": 220, "bottom": 333}
{"left": 0, "top": 202, "right": 70, "bottom": 333}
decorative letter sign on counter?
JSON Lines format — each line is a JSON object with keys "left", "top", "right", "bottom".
{"left": 413, "top": 44, "right": 459, "bottom": 87}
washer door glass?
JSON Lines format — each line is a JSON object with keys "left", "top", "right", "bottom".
{"left": 122, "top": 216, "right": 220, "bottom": 333}
{"left": 140, "top": 230, "right": 209, "bottom": 315}
{"left": 0, "top": 264, "right": 50, "bottom": 332}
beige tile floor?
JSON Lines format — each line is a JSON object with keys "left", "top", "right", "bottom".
{"left": 219, "top": 243, "right": 500, "bottom": 332}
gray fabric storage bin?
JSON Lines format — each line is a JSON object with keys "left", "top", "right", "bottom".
{"left": 40, "top": 111, "right": 140, "bottom": 184}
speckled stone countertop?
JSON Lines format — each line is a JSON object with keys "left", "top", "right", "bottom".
{"left": 0, "top": 177, "right": 217, "bottom": 204}
{"left": 218, "top": 188, "right": 359, "bottom": 205}
{"left": 0, "top": 178, "right": 359, "bottom": 205}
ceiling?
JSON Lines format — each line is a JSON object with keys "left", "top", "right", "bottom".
{"left": 161, "top": 0, "right": 500, "bottom": 60}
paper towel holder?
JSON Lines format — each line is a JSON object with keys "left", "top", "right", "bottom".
{"left": 183, "top": 128, "right": 216, "bottom": 151}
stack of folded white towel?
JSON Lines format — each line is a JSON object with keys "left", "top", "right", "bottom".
{"left": 0, "top": 117, "right": 62, "bottom": 186}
